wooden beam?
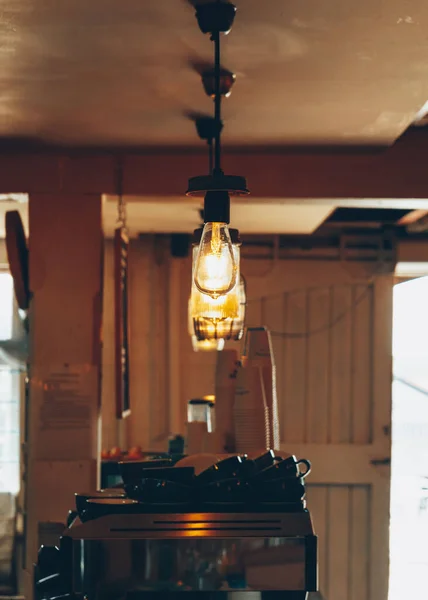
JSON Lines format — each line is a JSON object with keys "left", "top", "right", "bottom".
{"left": 0, "top": 129, "right": 427, "bottom": 199}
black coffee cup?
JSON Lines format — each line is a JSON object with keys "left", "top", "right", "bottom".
{"left": 253, "top": 450, "right": 281, "bottom": 472}
{"left": 199, "top": 478, "right": 251, "bottom": 504}
{"left": 126, "top": 479, "right": 192, "bottom": 504}
{"left": 196, "top": 455, "right": 255, "bottom": 485}
{"left": 255, "top": 455, "right": 311, "bottom": 481}
{"left": 118, "top": 459, "right": 173, "bottom": 486}
{"left": 37, "top": 546, "right": 61, "bottom": 578}
{"left": 75, "top": 489, "right": 126, "bottom": 515}
{"left": 253, "top": 476, "right": 306, "bottom": 503}
{"left": 140, "top": 466, "right": 195, "bottom": 485}
{"left": 84, "top": 498, "right": 140, "bottom": 521}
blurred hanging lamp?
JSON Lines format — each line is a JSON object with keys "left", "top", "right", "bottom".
{"left": 191, "top": 275, "right": 247, "bottom": 342}
{"left": 188, "top": 302, "right": 225, "bottom": 352}
{"left": 186, "top": 1, "right": 249, "bottom": 301}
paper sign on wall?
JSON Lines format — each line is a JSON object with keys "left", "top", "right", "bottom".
{"left": 31, "top": 364, "right": 99, "bottom": 461}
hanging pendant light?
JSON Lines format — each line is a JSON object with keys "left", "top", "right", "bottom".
{"left": 194, "top": 192, "right": 237, "bottom": 298}
{"left": 187, "top": 1, "right": 249, "bottom": 302}
{"left": 194, "top": 221, "right": 236, "bottom": 298}
{"left": 191, "top": 226, "right": 240, "bottom": 321}
{"left": 190, "top": 227, "right": 246, "bottom": 345}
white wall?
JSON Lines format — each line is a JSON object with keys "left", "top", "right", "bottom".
{"left": 102, "top": 235, "right": 245, "bottom": 450}
{"left": 101, "top": 236, "right": 387, "bottom": 450}
{"left": 102, "top": 236, "right": 192, "bottom": 450}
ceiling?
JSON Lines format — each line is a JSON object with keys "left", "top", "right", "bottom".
{"left": 1, "top": 0, "right": 428, "bottom": 148}
{"left": 0, "top": 195, "right": 422, "bottom": 240}
{"left": 0, "top": 194, "right": 335, "bottom": 239}
{"left": 102, "top": 196, "right": 425, "bottom": 238}
{"left": 103, "top": 196, "right": 334, "bottom": 236}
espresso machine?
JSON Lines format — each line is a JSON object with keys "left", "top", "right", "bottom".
{"left": 35, "top": 511, "right": 316, "bottom": 600}
{"left": 34, "top": 452, "right": 317, "bottom": 600}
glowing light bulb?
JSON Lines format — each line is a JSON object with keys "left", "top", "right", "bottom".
{"left": 194, "top": 222, "right": 237, "bottom": 298}
{"left": 191, "top": 235, "right": 240, "bottom": 321}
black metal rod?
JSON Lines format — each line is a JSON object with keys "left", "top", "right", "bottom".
{"left": 213, "top": 29, "right": 222, "bottom": 175}
{"left": 208, "top": 139, "right": 213, "bottom": 175}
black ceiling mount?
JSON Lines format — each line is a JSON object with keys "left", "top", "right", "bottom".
{"left": 194, "top": 116, "right": 223, "bottom": 141}
{"left": 195, "top": 2, "right": 236, "bottom": 35}
{"left": 187, "top": 0, "right": 248, "bottom": 198}
{"left": 204, "top": 190, "right": 230, "bottom": 223}
{"left": 187, "top": 174, "right": 249, "bottom": 197}
{"left": 201, "top": 67, "right": 236, "bottom": 97}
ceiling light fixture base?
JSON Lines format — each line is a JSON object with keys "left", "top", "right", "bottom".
{"left": 194, "top": 116, "right": 223, "bottom": 141}
{"left": 186, "top": 173, "right": 249, "bottom": 197}
{"left": 202, "top": 68, "right": 236, "bottom": 97}
{"left": 204, "top": 190, "right": 230, "bottom": 223}
{"left": 195, "top": 2, "right": 237, "bottom": 35}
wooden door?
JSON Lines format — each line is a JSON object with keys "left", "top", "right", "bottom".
{"left": 101, "top": 242, "right": 393, "bottom": 600}
{"left": 244, "top": 259, "right": 393, "bottom": 600}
